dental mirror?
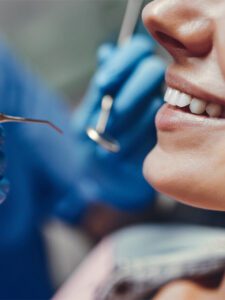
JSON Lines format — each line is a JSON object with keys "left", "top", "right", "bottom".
{"left": 86, "top": 0, "right": 144, "bottom": 153}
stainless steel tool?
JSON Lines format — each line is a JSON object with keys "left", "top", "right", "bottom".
{"left": 0, "top": 113, "right": 62, "bottom": 134}
{"left": 86, "top": 0, "right": 144, "bottom": 153}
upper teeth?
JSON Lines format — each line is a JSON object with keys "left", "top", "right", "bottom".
{"left": 164, "top": 87, "right": 223, "bottom": 118}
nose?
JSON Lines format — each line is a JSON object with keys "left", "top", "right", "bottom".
{"left": 142, "top": 0, "right": 213, "bottom": 59}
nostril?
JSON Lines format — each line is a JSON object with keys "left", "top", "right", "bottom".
{"left": 156, "top": 31, "right": 186, "bottom": 50}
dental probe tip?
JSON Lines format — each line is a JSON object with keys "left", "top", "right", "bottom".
{"left": 45, "top": 121, "right": 63, "bottom": 134}
{"left": 0, "top": 113, "right": 63, "bottom": 134}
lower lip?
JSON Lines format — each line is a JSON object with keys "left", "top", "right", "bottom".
{"left": 156, "top": 104, "right": 225, "bottom": 131}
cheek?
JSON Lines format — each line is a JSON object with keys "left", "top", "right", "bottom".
{"left": 143, "top": 134, "right": 225, "bottom": 211}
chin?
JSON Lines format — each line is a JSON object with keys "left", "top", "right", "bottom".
{"left": 143, "top": 144, "right": 225, "bottom": 212}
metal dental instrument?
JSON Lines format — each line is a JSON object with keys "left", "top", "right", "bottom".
{"left": 0, "top": 113, "right": 62, "bottom": 134}
{"left": 86, "top": 0, "right": 144, "bottom": 153}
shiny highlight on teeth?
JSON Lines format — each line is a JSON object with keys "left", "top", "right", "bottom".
{"left": 164, "top": 87, "right": 223, "bottom": 118}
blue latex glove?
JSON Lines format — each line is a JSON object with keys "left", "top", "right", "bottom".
{"left": 71, "top": 35, "right": 166, "bottom": 210}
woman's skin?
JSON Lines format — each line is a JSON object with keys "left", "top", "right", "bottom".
{"left": 143, "top": 0, "right": 225, "bottom": 211}
{"left": 142, "top": 0, "right": 225, "bottom": 298}
{"left": 215, "top": 17, "right": 225, "bottom": 79}
{"left": 153, "top": 277, "right": 225, "bottom": 300}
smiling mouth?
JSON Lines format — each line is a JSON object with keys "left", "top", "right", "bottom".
{"left": 164, "top": 86, "right": 225, "bottom": 119}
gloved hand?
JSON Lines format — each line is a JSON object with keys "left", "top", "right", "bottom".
{"left": 0, "top": 126, "right": 9, "bottom": 204}
{"left": 71, "top": 35, "right": 165, "bottom": 210}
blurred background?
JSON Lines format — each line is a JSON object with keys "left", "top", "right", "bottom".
{"left": 0, "top": 0, "right": 128, "bottom": 101}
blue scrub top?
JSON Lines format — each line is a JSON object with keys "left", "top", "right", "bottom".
{"left": 0, "top": 41, "right": 86, "bottom": 299}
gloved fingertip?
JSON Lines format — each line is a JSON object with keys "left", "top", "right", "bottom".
{"left": 97, "top": 43, "right": 115, "bottom": 66}
{"left": 143, "top": 56, "right": 167, "bottom": 75}
{"left": 95, "top": 69, "right": 109, "bottom": 90}
{"left": 130, "top": 34, "right": 156, "bottom": 54}
{"left": 95, "top": 70, "right": 117, "bottom": 93}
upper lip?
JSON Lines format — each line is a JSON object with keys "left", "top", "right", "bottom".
{"left": 166, "top": 70, "right": 225, "bottom": 107}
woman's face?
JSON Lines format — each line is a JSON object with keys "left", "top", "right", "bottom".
{"left": 142, "top": 0, "right": 225, "bottom": 210}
